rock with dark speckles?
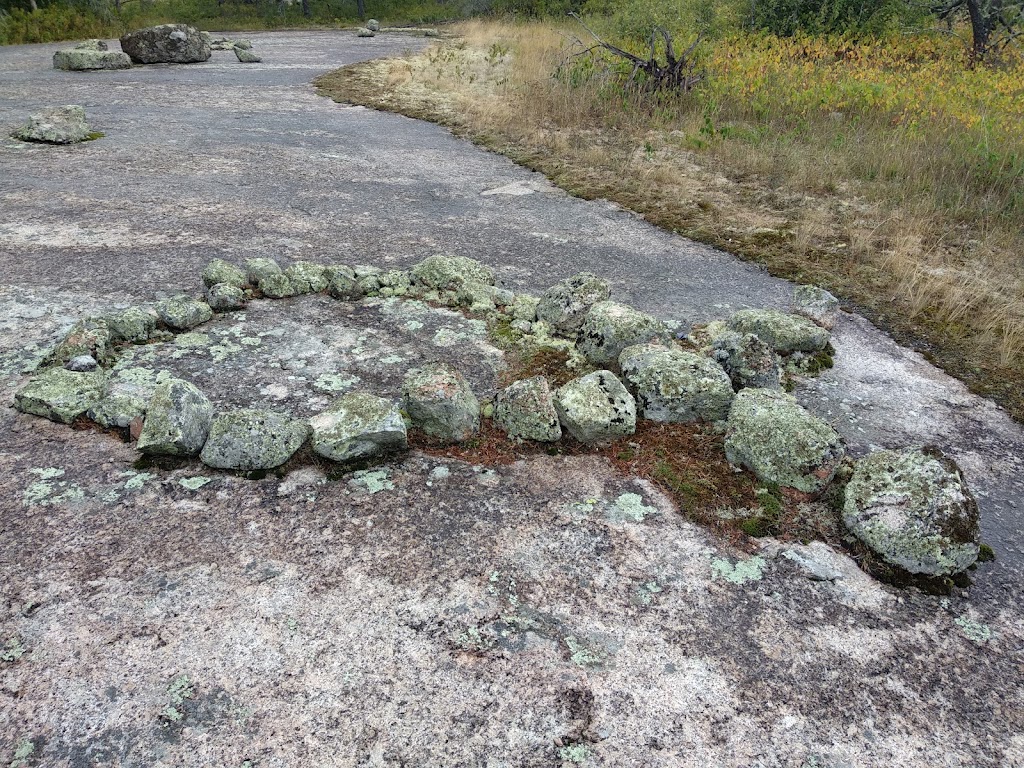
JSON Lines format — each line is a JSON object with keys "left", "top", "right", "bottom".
{"left": 206, "top": 283, "right": 247, "bottom": 312}
{"left": 136, "top": 378, "right": 213, "bottom": 456}
{"left": 402, "top": 363, "right": 480, "bottom": 443}
{"left": 576, "top": 301, "right": 670, "bottom": 367}
{"left": 309, "top": 392, "right": 407, "bottom": 462}
{"left": 726, "top": 309, "right": 829, "bottom": 354}
{"left": 555, "top": 370, "right": 636, "bottom": 445}
{"left": 495, "top": 376, "right": 561, "bottom": 442}
{"left": 619, "top": 343, "right": 733, "bottom": 423}
{"left": 201, "top": 409, "right": 309, "bottom": 470}
{"left": 535, "top": 272, "right": 610, "bottom": 337}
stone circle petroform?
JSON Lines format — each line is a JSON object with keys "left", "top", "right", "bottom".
{"left": 11, "top": 253, "right": 981, "bottom": 579}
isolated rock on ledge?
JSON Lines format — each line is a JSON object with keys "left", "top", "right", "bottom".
{"left": 843, "top": 447, "right": 980, "bottom": 576}
{"left": 13, "top": 105, "right": 92, "bottom": 144}
{"left": 53, "top": 49, "right": 132, "bottom": 71}
{"left": 310, "top": 392, "right": 407, "bottom": 462}
{"left": 119, "top": 24, "right": 211, "bottom": 64}
{"left": 725, "top": 388, "right": 845, "bottom": 495}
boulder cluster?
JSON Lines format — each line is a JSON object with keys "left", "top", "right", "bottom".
{"left": 12, "top": 254, "right": 981, "bottom": 579}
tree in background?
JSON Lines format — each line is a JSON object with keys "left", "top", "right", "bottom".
{"left": 932, "top": 0, "right": 1023, "bottom": 60}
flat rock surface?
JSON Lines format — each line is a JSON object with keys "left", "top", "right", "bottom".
{"left": 1, "top": 32, "right": 1023, "bottom": 767}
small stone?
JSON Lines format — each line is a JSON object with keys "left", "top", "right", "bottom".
{"left": 15, "top": 367, "right": 106, "bottom": 424}
{"left": 245, "top": 257, "right": 282, "bottom": 285}
{"left": 495, "top": 376, "right": 561, "bottom": 442}
{"left": 65, "top": 355, "right": 98, "bottom": 372}
{"left": 284, "top": 262, "right": 328, "bottom": 294}
{"left": 619, "top": 343, "right": 734, "bottom": 423}
{"left": 366, "top": 18, "right": 381, "bottom": 31}
{"left": 158, "top": 297, "right": 213, "bottom": 331}
{"left": 325, "top": 265, "right": 361, "bottom": 299}
{"left": 356, "top": 27, "right": 376, "bottom": 37}
{"left": 13, "top": 105, "right": 91, "bottom": 144}
{"left": 724, "top": 389, "right": 845, "bottom": 495}
{"left": 726, "top": 309, "right": 830, "bottom": 354}
{"left": 234, "top": 47, "right": 261, "bottom": 63}
{"left": 259, "top": 273, "right": 295, "bottom": 299}
{"left": 205, "top": 283, "right": 246, "bottom": 312}
{"left": 137, "top": 378, "right": 214, "bottom": 456}
{"left": 53, "top": 49, "right": 131, "bottom": 71}
{"left": 535, "top": 272, "right": 610, "bottom": 337}
{"left": 576, "top": 301, "right": 670, "bottom": 367}
{"left": 200, "top": 409, "right": 309, "bottom": 470}
{"left": 843, "top": 447, "right": 980, "bottom": 576}
{"left": 793, "top": 284, "right": 840, "bottom": 330}
{"left": 201, "top": 258, "right": 247, "bottom": 289}
{"left": 411, "top": 255, "right": 495, "bottom": 291}
{"left": 710, "top": 331, "right": 783, "bottom": 390}
{"left": 402, "top": 363, "right": 480, "bottom": 443}
{"left": 309, "top": 392, "right": 407, "bottom": 462}
{"left": 555, "top": 370, "right": 636, "bottom": 445}
{"left": 105, "top": 307, "right": 156, "bottom": 344}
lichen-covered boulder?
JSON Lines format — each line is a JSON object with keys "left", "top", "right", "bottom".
{"left": 843, "top": 448, "right": 980, "bottom": 576}
{"left": 535, "top": 272, "right": 611, "bottom": 337}
{"left": 309, "top": 392, "right": 407, "bottom": 462}
{"left": 15, "top": 367, "right": 106, "bottom": 424}
{"left": 258, "top": 273, "right": 295, "bottom": 299}
{"left": 119, "top": 24, "right": 211, "bottom": 64}
{"left": 245, "top": 257, "right": 282, "bottom": 286}
{"left": 366, "top": 18, "right": 381, "bottom": 31}
{"left": 619, "top": 343, "right": 734, "bottom": 423}
{"left": 201, "top": 258, "right": 247, "bottom": 289}
{"left": 233, "top": 47, "right": 261, "bottom": 63}
{"left": 200, "top": 409, "right": 309, "bottom": 470}
{"left": 136, "top": 378, "right": 213, "bottom": 456}
{"left": 53, "top": 49, "right": 131, "bottom": 71}
{"left": 232, "top": 38, "right": 252, "bottom": 50}
{"left": 206, "top": 283, "right": 246, "bottom": 312}
{"left": 402, "top": 363, "right": 480, "bottom": 443}
{"left": 284, "top": 262, "right": 328, "bottom": 294}
{"left": 13, "top": 105, "right": 91, "bottom": 144}
{"left": 411, "top": 255, "right": 494, "bottom": 291}
{"left": 360, "top": 269, "right": 411, "bottom": 298}
{"left": 456, "top": 281, "right": 498, "bottom": 313}
{"left": 726, "top": 309, "right": 830, "bottom": 354}
{"left": 105, "top": 306, "right": 156, "bottom": 344}
{"left": 48, "top": 317, "right": 112, "bottom": 366}
{"left": 576, "top": 301, "right": 670, "bottom": 367}
{"left": 510, "top": 294, "right": 539, "bottom": 322}
{"left": 158, "top": 297, "right": 213, "bottom": 331}
{"left": 87, "top": 368, "right": 162, "bottom": 428}
{"left": 356, "top": 27, "right": 376, "bottom": 37}
{"left": 724, "top": 389, "right": 845, "bottom": 495}
{"left": 74, "top": 39, "right": 109, "bottom": 51}
{"left": 325, "top": 265, "right": 362, "bottom": 300}
{"left": 710, "top": 331, "right": 782, "bottom": 391}
{"left": 793, "top": 284, "right": 840, "bottom": 330}
{"left": 555, "top": 370, "right": 636, "bottom": 445}
{"left": 494, "top": 376, "right": 561, "bottom": 442}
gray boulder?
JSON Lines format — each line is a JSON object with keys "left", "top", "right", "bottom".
{"left": 494, "top": 376, "right": 561, "bottom": 442}
{"left": 843, "top": 448, "right": 980, "bottom": 576}
{"left": 284, "top": 262, "right": 328, "bottom": 294}
{"left": 65, "top": 355, "right": 98, "bottom": 372}
{"left": 206, "top": 283, "right": 246, "bottom": 312}
{"left": 234, "top": 47, "right": 261, "bottom": 63}
{"left": 201, "top": 258, "right": 247, "bottom": 289}
{"left": 711, "top": 331, "right": 783, "bottom": 390}
{"left": 233, "top": 38, "right": 253, "bottom": 50}
{"left": 555, "top": 370, "right": 636, "bottom": 445}
{"left": 136, "top": 378, "right": 214, "bottom": 456}
{"left": 793, "top": 284, "right": 840, "bottom": 330}
{"left": 15, "top": 367, "right": 106, "bottom": 424}
{"left": 411, "top": 255, "right": 494, "bottom": 291}
{"left": 619, "top": 343, "right": 734, "bottom": 423}
{"left": 244, "top": 257, "right": 281, "bottom": 285}
{"left": 157, "top": 297, "right": 213, "bottom": 331}
{"left": 105, "top": 306, "right": 157, "bottom": 344}
{"left": 402, "top": 363, "right": 480, "bottom": 443}
{"left": 200, "top": 409, "right": 309, "bottom": 470}
{"left": 356, "top": 27, "right": 376, "bottom": 37}
{"left": 119, "top": 24, "right": 211, "bottom": 64}
{"left": 87, "top": 368, "right": 161, "bottom": 429}
{"left": 13, "top": 105, "right": 91, "bottom": 144}
{"left": 310, "top": 392, "right": 408, "bottom": 462}
{"left": 366, "top": 19, "right": 381, "bottom": 31}
{"left": 726, "top": 309, "right": 830, "bottom": 354}
{"left": 535, "top": 272, "right": 610, "bottom": 337}
{"left": 576, "top": 301, "right": 670, "bottom": 366}
{"left": 325, "top": 265, "right": 362, "bottom": 300}
{"left": 53, "top": 49, "right": 131, "bottom": 71}
{"left": 74, "top": 39, "right": 108, "bottom": 51}
{"left": 724, "top": 389, "right": 845, "bottom": 495}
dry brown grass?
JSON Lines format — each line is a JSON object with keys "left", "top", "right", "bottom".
{"left": 315, "top": 19, "right": 1024, "bottom": 421}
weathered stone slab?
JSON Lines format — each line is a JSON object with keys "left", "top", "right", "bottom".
{"left": 13, "top": 105, "right": 91, "bottom": 144}
{"left": 14, "top": 367, "right": 106, "bottom": 424}
{"left": 309, "top": 392, "right": 407, "bottom": 462}
{"left": 53, "top": 49, "right": 132, "bottom": 71}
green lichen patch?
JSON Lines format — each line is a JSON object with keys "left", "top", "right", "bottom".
{"left": 710, "top": 555, "right": 766, "bottom": 585}
{"left": 159, "top": 674, "right": 196, "bottom": 726}
{"left": 607, "top": 492, "right": 656, "bottom": 523}
{"left": 23, "top": 467, "right": 85, "bottom": 508}
{"left": 1, "top": 637, "right": 25, "bottom": 663}
{"left": 14, "top": 366, "right": 106, "bottom": 424}
{"left": 8, "top": 739, "right": 35, "bottom": 768}
{"left": 122, "top": 470, "right": 154, "bottom": 491}
{"left": 348, "top": 469, "right": 394, "bottom": 494}
{"left": 955, "top": 615, "right": 992, "bottom": 644}
{"left": 558, "top": 744, "right": 590, "bottom": 764}
{"left": 179, "top": 476, "right": 213, "bottom": 491}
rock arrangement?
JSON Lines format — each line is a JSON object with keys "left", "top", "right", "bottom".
{"left": 12, "top": 254, "right": 982, "bottom": 579}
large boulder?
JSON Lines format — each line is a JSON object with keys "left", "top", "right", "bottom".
{"left": 309, "top": 392, "right": 408, "bottom": 463}
{"left": 119, "top": 24, "right": 211, "bottom": 64}
{"left": 843, "top": 448, "right": 980, "bottom": 576}
{"left": 494, "top": 376, "right": 562, "bottom": 442}
{"left": 535, "top": 272, "right": 611, "bottom": 337}
{"left": 53, "top": 49, "right": 132, "bottom": 71}
{"left": 411, "top": 255, "right": 495, "bottom": 291}
{"left": 402, "top": 364, "right": 480, "bottom": 443}
{"left": 726, "top": 309, "right": 829, "bottom": 354}
{"left": 619, "top": 343, "right": 734, "bottom": 423}
{"left": 136, "top": 378, "right": 213, "bottom": 456}
{"left": 13, "top": 105, "right": 91, "bottom": 144}
{"left": 14, "top": 367, "right": 106, "bottom": 424}
{"left": 200, "top": 409, "right": 309, "bottom": 470}
{"left": 576, "top": 301, "right": 671, "bottom": 367}
{"left": 554, "top": 370, "right": 636, "bottom": 445}
{"left": 724, "top": 389, "right": 845, "bottom": 495}
{"left": 710, "top": 331, "right": 783, "bottom": 391}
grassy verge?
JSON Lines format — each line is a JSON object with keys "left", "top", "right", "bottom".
{"left": 315, "top": 19, "right": 1024, "bottom": 424}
